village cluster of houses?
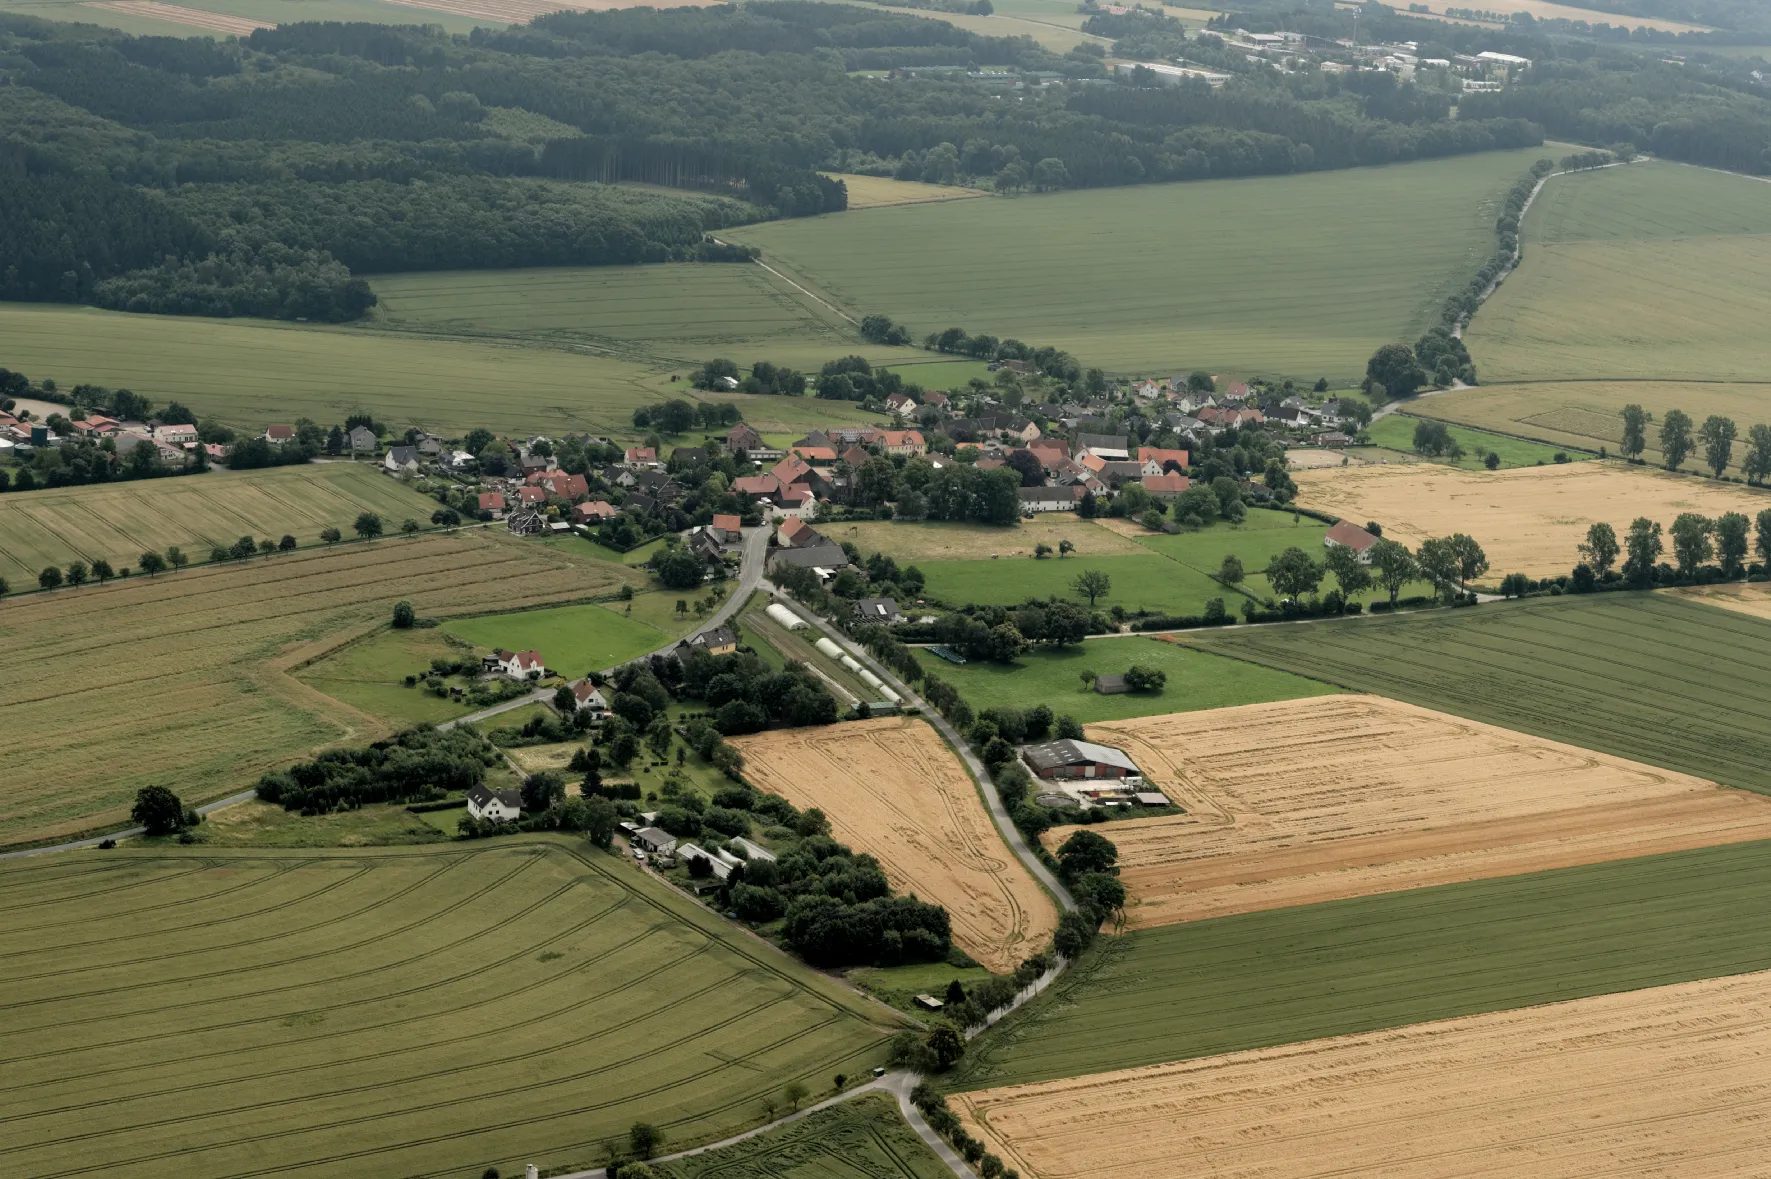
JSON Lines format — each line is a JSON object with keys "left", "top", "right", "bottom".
{"left": 0, "top": 410, "right": 230, "bottom": 464}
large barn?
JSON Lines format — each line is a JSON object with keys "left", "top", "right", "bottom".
{"left": 1021, "top": 739, "right": 1142, "bottom": 783}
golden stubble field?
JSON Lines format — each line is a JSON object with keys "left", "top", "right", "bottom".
{"left": 953, "top": 969, "right": 1771, "bottom": 1179}
{"left": 1671, "top": 581, "right": 1771, "bottom": 622}
{"left": 822, "top": 518, "right": 1145, "bottom": 562}
{"left": 1294, "top": 460, "right": 1771, "bottom": 578}
{"left": 0, "top": 531, "right": 628, "bottom": 847}
{"left": 732, "top": 717, "right": 1058, "bottom": 973}
{"left": 1045, "top": 695, "right": 1771, "bottom": 927}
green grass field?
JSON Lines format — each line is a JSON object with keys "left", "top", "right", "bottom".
{"left": 0, "top": 464, "right": 441, "bottom": 587}
{"left": 882, "top": 358, "right": 994, "bottom": 390}
{"left": 656, "top": 1092, "right": 951, "bottom": 1179}
{"left": 1465, "top": 162, "right": 1771, "bottom": 384}
{"left": 1365, "top": 412, "right": 1588, "bottom": 468}
{"left": 1183, "top": 593, "right": 1771, "bottom": 794}
{"left": 914, "top": 637, "right": 1337, "bottom": 724}
{"left": 442, "top": 602, "right": 669, "bottom": 677}
{"left": 950, "top": 838, "right": 1771, "bottom": 1090}
{"left": 0, "top": 839, "right": 900, "bottom": 1179}
{"left": 294, "top": 627, "right": 482, "bottom": 728}
{"left": 725, "top": 148, "right": 1550, "bottom": 380}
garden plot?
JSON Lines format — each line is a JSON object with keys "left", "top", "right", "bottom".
{"left": 955, "top": 969, "right": 1771, "bottom": 1179}
{"left": 732, "top": 718, "right": 1058, "bottom": 973}
{"left": 1052, "top": 694, "right": 1771, "bottom": 927}
{"left": 1293, "top": 460, "right": 1771, "bottom": 579}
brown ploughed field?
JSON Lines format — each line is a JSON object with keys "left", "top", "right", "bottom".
{"left": 1046, "top": 695, "right": 1771, "bottom": 927}
{"left": 954, "top": 969, "right": 1771, "bottom": 1179}
{"left": 1292, "top": 460, "right": 1771, "bottom": 580}
{"left": 732, "top": 717, "right": 1058, "bottom": 973}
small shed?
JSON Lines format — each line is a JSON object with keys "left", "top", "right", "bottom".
{"left": 913, "top": 994, "right": 946, "bottom": 1012}
{"left": 1135, "top": 791, "right": 1172, "bottom": 807}
{"left": 1093, "top": 673, "right": 1129, "bottom": 695}
{"left": 632, "top": 827, "right": 678, "bottom": 856}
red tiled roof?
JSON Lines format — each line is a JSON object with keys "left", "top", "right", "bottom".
{"left": 712, "top": 513, "right": 742, "bottom": 533}
{"left": 517, "top": 487, "right": 547, "bottom": 505}
{"left": 478, "top": 492, "right": 505, "bottom": 511}
{"left": 734, "top": 474, "right": 780, "bottom": 496}
{"left": 1138, "top": 447, "right": 1190, "bottom": 470}
{"left": 1325, "top": 520, "right": 1379, "bottom": 551}
{"left": 1143, "top": 473, "right": 1190, "bottom": 493}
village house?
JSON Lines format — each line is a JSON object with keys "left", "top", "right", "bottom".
{"left": 384, "top": 445, "right": 420, "bottom": 474}
{"left": 768, "top": 539, "right": 850, "bottom": 576}
{"left": 348, "top": 425, "right": 378, "bottom": 452}
{"left": 726, "top": 423, "right": 765, "bottom": 452}
{"left": 516, "top": 486, "right": 547, "bottom": 507}
{"left": 571, "top": 681, "right": 609, "bottom": 717}
{"left": 1131, "top": 379, "right": 1164, "bottom": 400}
{"left": 679, "top": 626, "right": 738, "bottom": 658}
{"left": 884, "top": 391, "right": 917, "bottom": 416}
{"left": 1137, "top": 447, "right": 1190, "bottom": 476}
{"left": 623, "top": 445, "right": 659, "bottom": 468}
{"left": 571, "top": 500, "right": 616, "bottom": 525}
{"left": 632, "top": 827, "right": 678, "bottom": 857}
{"left": 1073, "top": 433, "right": 1131, "bottom": 461}
{"left": 466, "top": 784, "right": 524, "bottom": 823}
{"left": 1314, "top": 431, "right": 1355, "bottom": 448}
{"left": 1142, "top": 472, "right": 1190, "bottom": 497}
{"left": 263, "top": 424, "right": 295, "bottom": 445}
{"left": 1018, "top": 485, "right": 1085, "bottom": 513}
{"left": 777, "top": 517, "right": 825, "bottom": 548}
{"left": 853, "top": 597, "right": 903, "bottom": 625}
{"left": 711, "top": 512, "right": 743, "bottom": 537}
{"left": 1324, "top": 520, "right": 1380, "bottom": 563}
{"left": 840, "top": 444, "right": 871, "bottom": 469}
{"left": 789, "top": 443, "right": 839, "bottom": 466}
{"left": 774, "top": 485, "right": 817, "bottom": 519}
{"left": 872, "top": 429, "right": 927, "bottom": 457}
{"left": 478, "top": 491, "right": 506, "bottom": 518}
{"left": 154, "top": 422, "right": 198, "bottom": 445}
{"left": 486, "top": 649, "right": 545, "bottom": 680}
{"left": 72, "top": 414, "right": 120, "bottom": 437}
{"left": 1027, "top": 439, "right": 1070, "bottom": 471}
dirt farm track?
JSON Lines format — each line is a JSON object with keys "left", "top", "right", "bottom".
{"left": 1047, "top": 695, "right": 1771, "bottom": 927}
{"left": 732, "top": 717, "right": 1058, "bottom": 974}
{"left": 955, "top": 968, "right": 1771, "bottom": 1179}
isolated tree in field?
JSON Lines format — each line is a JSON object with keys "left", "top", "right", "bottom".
{"left": 230, "top": 535, "right": 255, "bottom": 561}
{"left": 1034, "top": 542, "right": 1052, "bottom": 559}
{"left": 139, "top": 551, "right": 167, "bottom": 576}
{"left": 628, "top": 1123, "right": 664, "bottom": 1160}
{"left": 1078, "top": 668, "right": 1096, "bottom": 691}
{"left": 132, "top": 785, "right": 185, "bottom": 835}
{"left": 391, "top": 600, "right": 416, "bottom": 629}
{"left": 1623, "top": 517, "right": 1663, "bottom": 585}
{"left": 1058, "top": 538, "right": 1075, "bottom": 558}
{"left": 1449, "top": 533, "right": 1488, "bottom": 590}
{"left": 279, "top": 534, "right": 297, "bottom": 552}
{"left": 1412, "top": 419, "right": 1455, "bottom": 457}
{"left": 166, "top": 545, "right": 188, "bottom": 570}
{"left": 1266, "top": 546, "right": 1322, "bottom": 600}
{"left": 1072, "top": 568, "right": 1110, "bottom": 607}
{"left": 36, "top": 565, "right": 60, "bottom": 589}
{"left": 783, "top": 1080, "right": 810, "bottom": 1112}
{"left": 1619, "top": 404, "right": 1651, "bottom": 460}
{"left": 354, "top": 512, "right": 383, "bottom": 539}
{"left": 1368, "top": 538, "right": 1415, "bottom": 604}
{"left": 401, "top": 518, "right": 421, "bottom": 536}
{"left": 1700, "top": 415, "right": 1737, "bottom": 478}
{"left": 1365, "top": 344, "right": 1426, "bottom": 400}
{"left": 1218, "top": 554, "right": 1244, "bottom": 586}
{"left": 1744, "top": 424, "right": 1771, "bottom": 486}
{"left": 1578, "top": 522, "right": 1619, "bottom": 577}
{"left": 1483, "top": 451, "right": 1500, "bottom": 470}
{"left": 1057, "top": 829, "right": 1119, "bottom": 878}
{"left": 1323, "top": 542, "right": 1371, "bottom": 597}
{"left": 320, "top": 527, "right": 341, "bottom": 544}
{"left": 1659, "top": 409, "right": 1694, "bottom": 471}
{"left": 91, "top": 558, "right": 114, "bottom": 583}
{"left": 211, "top": 546, "right": 230, "bottom": 563}
{"left": 1414, "top": 537, "right": 1460, "bottom": 599}
{"left": 1716, "top": 512, "right": 1751, "bottom": 578}
{"left": 1669, "top": 512, "right": 1713, "bottom": 574}
{"left": 1123, "top": 665, "right": 1166, "bottom": 691}
{"left": 65, "top": 561, "right": 88, "bottom": 587}
{"left": 258, "top": 538, "right": 277, "bottom": 558}
{"left": 1758, "top": 509, "right": 1771, "bottom": 565}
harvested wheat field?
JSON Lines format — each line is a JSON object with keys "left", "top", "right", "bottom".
{"left": 732, "top": 717, "right": 1057, "bottom": 973}
{"left": 954, "top": 968, "right": 1771, "bottom": 1179}
{"left": 1293, "top": 460, "right": 1771, "bottom": 579}
{"left": 0, "top": 531, "right": 627, "bottom": 847}
{"left": 1045, "top": 695, "right": 1771, "bottom": 927}
{"left": 1671, "top": 581, "right": 1771, "bottom": 623}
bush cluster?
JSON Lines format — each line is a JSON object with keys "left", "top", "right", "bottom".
{"left": 256, "top": 726, "right": 496, "bottom": 813}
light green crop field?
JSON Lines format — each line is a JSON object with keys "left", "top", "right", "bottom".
{"left": 1412, "top": 379, "right": 1771, "bottom": 474}
{"left": 1465, "top": 162, "right": 1771, "bottom": 384}
{"left": 656, "top": 1092, "right": 952, "bottom": 1179}
{"left": 1364, "top": 412, "right": 1589, "bottom": 468}
{"left": 442, "top": 601, "right": 669, "bottom": 677}
{"left": 1182, "top": 593, "right": 1771, "bottom": 794}
{"left": 0, "top": 840, "right": 900, "bottom": 1179}
{"left": 725, "top": 148, "right": 1550, "bottom": 379}
{"left": 914, "top": 638, "right": 1337, "bottom": 724}
{"left": 950, "top": 838, "right": 1771, "bottom": 1090}
{"left": 368, "top": 263, "right": 879, "bottom": 368}
{"left": 0, "top": 464, "right": 439, "bottom": 587}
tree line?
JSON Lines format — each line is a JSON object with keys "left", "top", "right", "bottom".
{"left": 1617, "top": 403, "right": 1771, "bottom": 481}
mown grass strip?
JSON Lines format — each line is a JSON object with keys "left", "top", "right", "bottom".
{"left": 951, "top": 838, "right": 1771, "bottom": 1090}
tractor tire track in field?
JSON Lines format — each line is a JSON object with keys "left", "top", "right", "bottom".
{"left": 3, "top": 851, "right": 539, "bottom": 1035}
{"left": 0, "top": 859, "right": 312, "bottom": 948}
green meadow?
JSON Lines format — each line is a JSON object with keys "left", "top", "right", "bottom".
{"left": 1184, "top": 593, "right": 1771, "bottom": 794}
{"left": 656, "top": 1093, "right": 951, "bottom": 1179}
{"left": 0, "top": 840, "right": 899, "bottom": 1179}
{"left": 1364, "top": 413, "right": 1589, "bottom": 468}
{"left": 915, "top": 638, "right": 1336, "bottom": 724}
{"left": 1465, "top": 162, "right": 1771, "bottom": 384}
{"left": 951, "top": 838, "right": 1771, "bottom": 1090}
{"left": 442, "top": 602, "right": 670, "bottom": 677}
{"left": 295, "top": 627, "right": 481, "bottom": 728}
{"left": 726, "top": 148, "right": 1550, "bottom": 380}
